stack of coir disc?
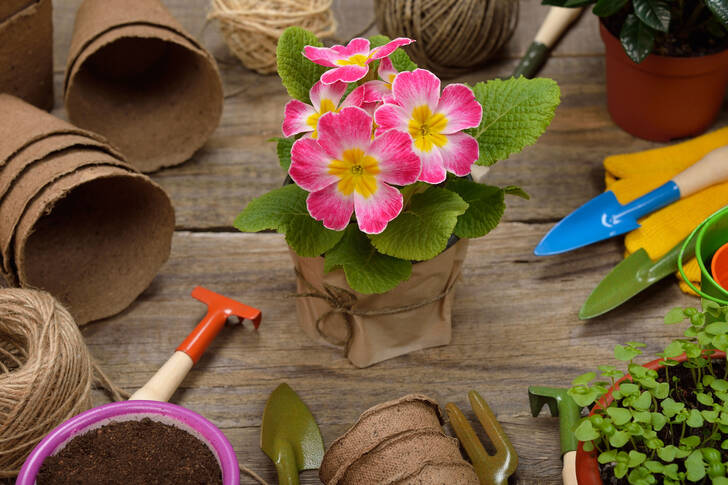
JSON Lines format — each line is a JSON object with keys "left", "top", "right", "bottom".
{"left": 320, "top": 395, "right": 479, "bottom": 484}
{"left": 0, "top": 94, "right": 175, "bottom": 325}
{"left": 64, "top": 0, "right": 224, "bottom": 173}
{"left": 0, "top": 0, "right": 53, "bottom": 110}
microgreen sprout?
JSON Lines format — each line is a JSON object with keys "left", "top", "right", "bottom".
{"left": 571, "top": 301, "right": 728, "bottom": 484}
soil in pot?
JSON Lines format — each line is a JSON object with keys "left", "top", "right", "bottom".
{"left": 597, "top": 359, "right": 727, "bottom": 484}
{"left": 36, "top": 418, "right": 222, "bottom": 485}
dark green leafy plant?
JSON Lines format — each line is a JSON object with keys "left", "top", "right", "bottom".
{"left": 571, "top": 301, "right": 728, "bottom": 484}
{"left": 543, "top": 0, "right": 728, "bottom": 62}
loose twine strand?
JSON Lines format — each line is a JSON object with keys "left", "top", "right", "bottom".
{"left": 208, "top": 0, "right": 337, "bottom": 74}
{"left": 0, "top": 288, "right": 128, "bottom": 478}
{"left": 292, "top": 268, "right": 455, "bottom": 356}
{"left": 374, "top": 0, "right": 519, "bottom": 77}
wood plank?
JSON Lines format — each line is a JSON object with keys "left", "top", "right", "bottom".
{"left": 85, "top": 227, "right": 695, "bottom": 483}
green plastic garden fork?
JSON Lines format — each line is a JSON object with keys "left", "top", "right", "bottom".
{"left": 445, "top": 390, "right": 518, "bottom": 485}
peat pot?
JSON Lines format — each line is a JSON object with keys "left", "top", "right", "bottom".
{"left": 600, "top": 21, "right": 728, "bottom": 142}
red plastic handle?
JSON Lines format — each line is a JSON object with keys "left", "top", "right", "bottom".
{"left": 176, "top": 287, "right": 262, "bottom": 363}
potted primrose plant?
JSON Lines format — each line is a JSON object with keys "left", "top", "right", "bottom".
{"left": 235, "top": 27, "right": 560, "bottom": 368}
{"left": 543, "top": 0, "right": 728, "bottom": 141}
{"left": 570, "top": 301, "right": 728, "bottom": 484}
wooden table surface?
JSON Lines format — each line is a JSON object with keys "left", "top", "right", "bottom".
{"left": 47, "top": 1, "right": 728, "bottom": 483}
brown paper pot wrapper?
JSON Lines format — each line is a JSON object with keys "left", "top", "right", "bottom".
{"left": 0, "top": 0, "right": 53, "bottom": 110}
{"left": 0, "top": 94, "right": 107, "bottom": 164}
{"left": 291, "top": 239, "right": 468, "bottom": 368}
{"left": 320, "top": 394, "right": 443, "bottom": 484}
{"left": 14, "top": 165, "right": 174, "bottom": 325}
{"left": 65, "top": 0, "right": 223, "bottom": 172}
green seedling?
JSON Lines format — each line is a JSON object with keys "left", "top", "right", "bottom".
{"left": 571, "top": 301, "right": 728, "bottom": 484}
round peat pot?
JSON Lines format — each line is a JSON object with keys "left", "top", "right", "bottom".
{"left": 575, "top": 351, "right": 727, "bottom": 483}
{"left": 599, "top": 21, "right": 728, "bottom": 142}
{"left": 16, "top": 401, "right": 240, "bottom": 485}
{"left": 678, "top": 206, "right": 728, "bottom": 304}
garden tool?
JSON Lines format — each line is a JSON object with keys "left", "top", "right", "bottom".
{"left": 534, "top": 145, "right": 728, "bottom": 256}
{"left": 513, "top": 6, "right": 583, "bottom": 78}
{"left": 528, "top": 386, "right": 581, "bottom": 485}
{"left": 580, "top": 235, "right": 696, "bottom": 319}
{"left": 445, "top": 390, "right": 517, "bottom": 485}
{"left": 261, "top": 383, "right": 324, "bottom": 485}
{"left": 130, "top": 286, "right": 262, "bottom": 401}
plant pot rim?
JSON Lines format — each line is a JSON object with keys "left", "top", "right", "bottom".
{"left": 16, "top": 400, "right": 240, "bottom": 485}
{"left": 599, "top": 19, "right": 728, "bottom": 76}
{"left": 575, "top": 350, "right": 727, "bottom": 484}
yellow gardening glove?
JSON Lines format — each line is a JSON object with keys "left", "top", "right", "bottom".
{"left": 604, "top": 127, "right": 728, "bottom": 296}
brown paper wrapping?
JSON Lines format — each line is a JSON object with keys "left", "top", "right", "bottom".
{"left": 14, "top": 165, "right": 174, "bottom": 325}
{"left": 0, "top": 0, "right": 53, "bottom": 110}
{"left": 64, "top": 0, "right": 223, "bottom": 172}
{"left": 0, "top": 149, "right": 129, "bottom": 278}
{"left": 320, "top": 395, "right": 443, "bottom": 484}
{"left": 290, "top": 239, "right": 468, "bottom": 368}
{"left": 0, "top": 94, "right": 106, "bottom": 164}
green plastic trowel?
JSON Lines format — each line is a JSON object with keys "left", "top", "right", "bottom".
{"left": 580, "top": 235, "right": 696, "bottom": 319}
{"left": 261, "top": 383, "right": 324, "bottom": 485}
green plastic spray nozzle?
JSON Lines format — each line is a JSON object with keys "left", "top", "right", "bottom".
{"left": 528, "top": 386, "right": 581, "bottom": 456}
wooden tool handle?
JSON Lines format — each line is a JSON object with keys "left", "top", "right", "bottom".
{"left": 673, "top": 145, "right": 728, "bottom": 198}
{"left": 562, "top": 450, "right": 577, "bottom": 485}
{"left": 535, "top": 7, "right": 583, "bottom": 48}
{"left": 129, "top": 351, "right": 194, "bottom": 402}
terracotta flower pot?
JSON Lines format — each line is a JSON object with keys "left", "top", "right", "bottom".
{"left": 575, "top": 351, "right": 727, "bottom": 484}
{"left": 600, "top": 21, "right": 728, "bottom": 142}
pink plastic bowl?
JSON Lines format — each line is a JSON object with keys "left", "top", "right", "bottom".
{"left": 16, "top": 400, "right": 240, "bottom": 485}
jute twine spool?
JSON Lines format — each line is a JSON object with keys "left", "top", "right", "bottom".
{"left": 374, "top": 0, "right": 519, "bottom": 77}
{"left": 208, "top": 0, "right": 337, "bottom": 74}
{"left": 0, "top": 288, "right": 126, "bottom": 478}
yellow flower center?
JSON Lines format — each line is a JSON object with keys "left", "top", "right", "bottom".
{"left": 306, "top": 98, "right": 337, "bottom": 138}
{"left": 408, "top": 105, "right": 448, "bottom": 152}
{"left": 328, "top": 148, "right": 380, "bottom": 198}
{"left": 336, "top": 54, "right": 370, "bottom": 67}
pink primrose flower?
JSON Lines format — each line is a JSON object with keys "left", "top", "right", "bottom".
{"left": 374, "top": 69, "right": 483, "bottom": 184}
{"left": 289, "top": 107, "right": 421, "bottom": 234}
{"left": 282, "top": 80, "right": 365, "bottom": 138}
{"left": 303, "top": 37, "right": 413, "bottom": 85}
{"left": 362, "top": 57, "right": 399, "bottom": 104}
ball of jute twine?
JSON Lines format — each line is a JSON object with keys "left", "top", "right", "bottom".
{"left": 208, "top": 0, "right": 337, "bottom": 75}
{"left": 0, "top": 288, "right": 128, "bottom": 478}
{"left": 374, "top": 0, "right": 519, "bottom": 78}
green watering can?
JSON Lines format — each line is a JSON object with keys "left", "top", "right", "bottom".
{"left": 679, "top": 206, "right": 728, "bottom": 306}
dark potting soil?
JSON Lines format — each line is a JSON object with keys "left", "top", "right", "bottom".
{"left": 598, "top": 359, "right": 727, "bottom": 485}
{"left": 603, "top": 2, "right": 728, "bottom": 58}
{"left": 36, "top": 418, "right": 222, "bottom": 485}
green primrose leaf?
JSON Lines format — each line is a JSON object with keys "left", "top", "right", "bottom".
{"left": 234, "top": 184, "right": 344, "bottom": 257}
{"left": 445, "top": 179, "right": 505, "bottom": 239}
{"left": 610, "top": 430, "right": 631, "bottom": 448}
{"left": 619, "top": 13, "right": 656, "bottom": 63}
{"left": 369, "top": 187, "right": 467, "bottom": 261}
{"left": 685, "top": 450, "right": 706, "bottom": 482}
{"left": 503, "top": 185, "right": 530, "bottom": 199}
{"left": 664, "top": 307, "right": 687, "bottom": 324}
{"left": 593, "top": 0, "right": 628, "bottom": 16}
{"left": 706, "top": 0, "right": 728, "bottom": 28}
{"left": 466, "top": 77, "right": 560, "bottom": 166}
{"left": 574, "top": 419, "right": 600, "bottom": 441}
{"left": 276, "top": 27, "right": 328, "bottom": 103}
{"left": 368, "top": 35, "right": 417, "bottom": 72}
{"left": 687, "top": 409, "right": 705, "bottom": 428}
{"left": 607, "top": 407, "right": 632, "bottom": 425}
{"left": 272, "top": 137, "right": 295, "bottom": 171}
{"left": 323, "top": 225, "right": 412, "bottom": 294}
{"left": 633, "top": 0, "right": 671, "bottom": 31}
